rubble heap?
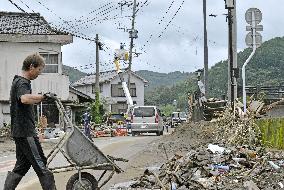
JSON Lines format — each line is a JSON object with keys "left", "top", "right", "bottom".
{"left": 131, "top": 144, "right": 284, "bottom": 190}
{"left": 210, "top": 109, "right": 262, "bottom": 147}
{"left": 128, "top": 112, "right": 283, "bottom": 189}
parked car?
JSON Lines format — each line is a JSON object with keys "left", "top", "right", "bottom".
{"left": 171, "top": 111, "right": 188, "bottom": 127}
{"left": 130, "top": 106, "right": 164, "bottom": 136}
{"left": 107, "top": 113, "right": 126, "bottom": 126}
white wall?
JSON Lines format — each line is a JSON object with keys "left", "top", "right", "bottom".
{"left": 108, "top": 73, "right": 145, "bottom": 106}
{"left": 0, "top": 41, "right": 70, "bottom": 127}
{"left": 0, "top": 42, "right": 69, "bottom": 100}
{"left": 75, "top": 85, "right": 94, "bottom": 99}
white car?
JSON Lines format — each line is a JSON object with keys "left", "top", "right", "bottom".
{"left": 130, "top": 106, "right": 164, "bottom": 136}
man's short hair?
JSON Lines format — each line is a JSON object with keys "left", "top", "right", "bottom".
{"left": 22, "top": 53, "right": 45, "bottom": 71}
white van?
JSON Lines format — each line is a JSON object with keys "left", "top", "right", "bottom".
{"left": 130, "top": 106, "right": 164, "bottom": 136}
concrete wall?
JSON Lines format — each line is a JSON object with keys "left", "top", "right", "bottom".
{"left": 264, "top": 105, "right": 284, "bottom": 118}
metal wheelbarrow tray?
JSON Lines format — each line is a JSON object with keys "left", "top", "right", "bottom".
{"left": 46, "top": 97, "right": 127, "bottom": 189}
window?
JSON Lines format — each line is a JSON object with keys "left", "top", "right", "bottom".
{"left": 133, "top": 107, "right": 155, "bottom": 117}
{"left": 111, "top": 83, "right": 136, "bottom": 97}
{"left": 40, "top": 54, "right": 59, "bottom": 73}
{"left": 92, "top": 84, "right": 103, "bottom": 94}
{"left": 111, "top": 83, "right": 125, "bottom": 97}
{"left": 130, "top": 83, "right": 136, "bottom": 97}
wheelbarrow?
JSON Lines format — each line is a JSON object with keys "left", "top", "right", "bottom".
{"left": 46, "top": 97, "right": 128, "bottom": 189}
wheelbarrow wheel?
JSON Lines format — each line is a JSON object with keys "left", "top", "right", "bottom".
{"left": 66, "top": 172, "right": 98, "bottom": 190}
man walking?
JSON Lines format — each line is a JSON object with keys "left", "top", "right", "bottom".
{"left": 3, "top": 53, "right": 57, "bottom": 190}
{"left": 82, "top": 107, "right": 93, "bottom": 141}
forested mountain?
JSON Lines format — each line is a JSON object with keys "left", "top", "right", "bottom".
{"left": 135, "top": 70, "right": 191, "bottom": 92}
{"left": 63, "top": 65, "right": 87, "bottom": 83}
{"left": 62, "top": 66, "right": 191, "bottom": 88}
{"left": 145, "top": 37, "right": 284, "bottom": 108}
{"left": 63, "top": 36, "right": 284, "bottom": 110}
{"left": 208, "top": 36, "right": 284, "bottom": 97}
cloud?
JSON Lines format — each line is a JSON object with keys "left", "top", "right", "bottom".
{"left": 1, "top": 0, "right": 284, "bottom": 74}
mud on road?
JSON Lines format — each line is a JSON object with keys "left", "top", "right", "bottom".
{"left": 108, "top": 122, "right": 213, "bottom": 188}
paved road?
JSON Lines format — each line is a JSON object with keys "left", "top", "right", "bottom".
{"left": 0, "top": 133, "right": 163, "bottom": 190}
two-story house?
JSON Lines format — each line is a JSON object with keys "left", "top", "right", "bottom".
{"left": 72, "top": 70, "right": 148, "bottom": 113}
{"left": 0, "top": 12, "right": 73, "bottom": 127}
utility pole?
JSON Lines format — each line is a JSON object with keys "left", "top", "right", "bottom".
{"left": 203, "top": 0, "right": 209, "bottom": 98}
{"left": 225, "top": 0, "right": 235, "bottom": 110}
{"left": 227, "top": 1, "right": 238, "bottom": 108}
{"left": 228, "top": 8, "right": 234, "bottom": 110}
{"left": 128, "top": 0, "right": 137, "bottom": 89}
{"left": 95, "top": 34, "right": 100, "bottom": 100}
{"left": 232, "top": 3, "right": 238, "bottom": 103}
{"left": 94, "top": 34, "right": 104, "bottom": 123}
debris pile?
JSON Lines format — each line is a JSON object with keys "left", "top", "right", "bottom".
{"left": 119, "top": 109, "right": 283, "bottom": 189}
{"left": 209, "top": 109, "right": 262, "bottom": 147}
{"left": 111, "top": 103, "right": 283, "bottom": 189}
{"left": 92, "top": 124, "right": 128, "bottom": 137}
{"left": 130, "top": 144, "right": 284, "bottom": 189}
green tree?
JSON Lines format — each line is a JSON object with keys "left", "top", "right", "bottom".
{"left": 160, "top": 104, "right": 175, "bottom": 117}
{"left": 91, "top": 91, "right": 103, "bottom": 124}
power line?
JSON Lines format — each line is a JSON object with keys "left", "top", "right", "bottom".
{"left": 30, "top": 0, "right": 98, "bottom": 38}
{"left": 158, "top": 0, "right": 175, "bottom": 25}
{"left": 7, "top": 0, "right": 26, "bottom": 12}
{"left": 139, "top": 0, "right": 183, "bottom": 53}
{"left": 75, "top": 2, "right": 114, "bottom": 22}
{"left": 19, "top": 0, "right": 35, "bottom": 13}
{"left": 7, "top": 0, "right": 97, "bottom": 41}
{"left": 158, "top": 0, "right": 185, "bottom": 38}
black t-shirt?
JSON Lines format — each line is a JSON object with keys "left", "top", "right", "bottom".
{"left": 10, "top": 75, "right": 37, "bottom": 137}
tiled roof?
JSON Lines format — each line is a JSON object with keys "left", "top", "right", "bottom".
{"left": 72, "top": 70, "right": 148, "bottom": 86}
{"left": 69, "top": 86, "right": 93, "bottom": 101}
{"left": 0, "top": 12, "right": 66, "bottom": 35}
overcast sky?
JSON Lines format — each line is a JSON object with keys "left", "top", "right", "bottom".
{"left": 1, "top": 0, "right": 284, "bottom": 74}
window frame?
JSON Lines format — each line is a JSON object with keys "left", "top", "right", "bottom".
{"left": 40, "top": 53, "right": 59, "bottom": 74}
{"left": 111, "top": 82, "right": 137, "bottom": 97}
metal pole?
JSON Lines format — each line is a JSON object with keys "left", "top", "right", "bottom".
{"left": 128, "top": 0, "right": 137, "bottom": 90}
{"left": 228, "top": 9, "right": 234, "bottom": 110}
{"left": 95, "top": 34, "right": 100, "bottom": 100}
{"left": 232, "top": 2, "right": 238, "bottom": 102}
{"left": 203, "top": 0, "right": 209, "bottom": 97}
{"left": 40, "top": 102, "right": 43, "bottom": 117}
{"left": 242, "top": 11, "right": 256, "bottom": 113}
